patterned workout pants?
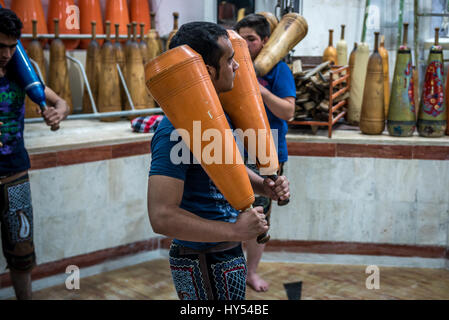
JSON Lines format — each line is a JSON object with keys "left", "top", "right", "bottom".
{"left": 0, "top": 173, "right": 36, "bottom": 272}
{"left": 169, "top": 241, "right": 247, "bottom": 300}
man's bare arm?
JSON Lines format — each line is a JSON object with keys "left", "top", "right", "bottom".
{"left": 147, "top": 175, "right": 268, "bottom": 242}
{"left": 38, "top": 87, "right": 69, "bottom": 127}
{"left": 259, "top": 84, "right": 295, "bottom": 121}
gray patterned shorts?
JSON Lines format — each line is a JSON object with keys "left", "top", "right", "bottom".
{"left": 0, "top": 173, "right": 36, "bottom": 272}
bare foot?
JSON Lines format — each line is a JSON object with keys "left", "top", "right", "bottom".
{"left": 246, "top": 273, "right": 269, "bottom": 292}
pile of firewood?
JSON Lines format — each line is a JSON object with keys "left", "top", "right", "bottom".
{"left": 291, "top": 60, "right": 349, "bottom": 122}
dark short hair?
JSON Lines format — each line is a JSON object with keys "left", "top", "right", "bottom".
{"left": 234, "top": 14, "right": 270, "bottom": 40}
{"left": 169, "top": 22, "right": 228, "bottom": 73}
{"left": 0, "top": 8, "right": 23, "bottom": 39}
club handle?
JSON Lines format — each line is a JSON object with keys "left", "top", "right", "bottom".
{"left": 256, "top": 174, "right": 291, "bottom": 244}
{"left": 256, "top": 232, "right": 270, "bottom": 244}
{"left": 243, "top": 205, "right": 270, "bottom": 244}
{"left": 40, "top": 103, "right": 60, "bottom": 131}
{"left": 256, "top": 207, "right": 271, "bottom": 244}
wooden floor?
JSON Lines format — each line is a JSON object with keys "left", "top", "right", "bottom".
{"left": 30, "top": 259, "right": 449, "bottom": 300}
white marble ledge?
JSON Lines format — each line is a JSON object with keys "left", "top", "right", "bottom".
{"left": 286, "top": 128, "right": 449, "bottom": 146}
{"left": 24, "top": 119, "right": 153, "bottom": 154}
{"left": 24, "top": 119, "right": 449, "bottom": 155}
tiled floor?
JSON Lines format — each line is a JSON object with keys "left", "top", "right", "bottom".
{"left": 28, "top": 259, "right": 449, "bottom": 300}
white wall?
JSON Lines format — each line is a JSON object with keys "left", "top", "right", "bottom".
{"left": 291, "top": 0, "right": 365, "bottom": 57}
{"left": 0, "top": 153, "right": 156, "bottom": 270}
{"left": 150, "top": 0, "right": 216, "bottom": 37}
{"left": 272, "top": 156, "right": 449, "bottom": 248}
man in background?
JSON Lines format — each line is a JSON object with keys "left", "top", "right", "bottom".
{"left": 235, "top": 13, "right": 296, "bottom": 292}
{"left": 0, "top": 7, "right": 69, "bottom": 300}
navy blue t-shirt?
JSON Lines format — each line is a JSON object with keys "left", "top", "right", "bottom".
{"left": 258, "top": 61, "right": 296, "bottom": 163}
{"left": 149, "top": 116, "right": 240, "bottom": 250}
{"left": 0, "top": 74, "right": 30, "bottom": 175}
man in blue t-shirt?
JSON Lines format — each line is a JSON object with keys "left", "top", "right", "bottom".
{"left": 148, "top": 22, "right": 290, "bottom": 300}
{"left": 234, "top": 14, "right": 296, "bottom": 293}
{"left": 0, "top": 8, "right": 69, "bottom": 300}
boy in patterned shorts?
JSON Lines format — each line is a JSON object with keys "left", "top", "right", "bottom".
{"left": 0, "top": 8, "right": 69, "bottom": 299}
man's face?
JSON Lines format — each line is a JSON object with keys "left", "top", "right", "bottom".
{"left": 237, "top": 27, "right": 267, "bottom": 61}
{"left": 210, "top": 36, "right": 239, "bottom": 93}
{"left": 0, "top": 32, "right": 18, "bottom": 68}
